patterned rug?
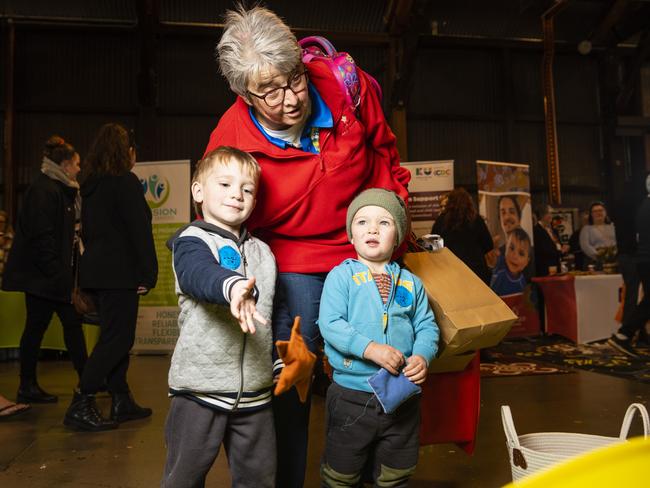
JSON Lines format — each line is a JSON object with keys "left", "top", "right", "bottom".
{"left": 481, "top": 335, "right": 650, "bottom": 383}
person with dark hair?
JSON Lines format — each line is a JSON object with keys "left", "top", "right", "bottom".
{"left": 63, "top": 123, "right": 157, "bottom": 431}
{"left": 533, "top": 204, "right": 565, "bottom": 277}
{"left": 431, "top": 188, "right": 493, "bottom": 284}
{"left": 579, "top": 201, "right": 616, "bottom": 269}
{"left": 3, "top": 135, "right": 87, "bottom": 404}
{"left": 608, "top": 173, "right": 650, "bottom": 357}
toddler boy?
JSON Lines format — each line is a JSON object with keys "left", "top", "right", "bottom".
{"left": 161, "top": 146, "right": 276, "bottom": 487}
{"left": 318, "top": 188, "right": 439, "bottom": 487}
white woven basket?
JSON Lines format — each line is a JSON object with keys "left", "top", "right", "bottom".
{"left": 501, "top": 403, "right": 649, "bottom": 481}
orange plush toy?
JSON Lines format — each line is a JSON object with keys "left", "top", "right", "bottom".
{"left": 274, "top": 316, "right": 316, "bottom": 402}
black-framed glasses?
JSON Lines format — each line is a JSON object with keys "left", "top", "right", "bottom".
{"left": 247, "top": 70, "right": 308, "bottom": 108}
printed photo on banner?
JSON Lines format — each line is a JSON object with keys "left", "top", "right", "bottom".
{"left": 131, "top": 160, "right": 190, "bottom": 352}
{"left": 400, "top": 160, "right": 454, "bottom": 238}
{"left": 477, "top": 160, "right": 539, "bottom": 337}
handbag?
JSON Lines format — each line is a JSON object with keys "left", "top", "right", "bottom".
{"left": 501, "top": 403, "right": 649, "bottom": 481}
{"left": 71, "top": 286, "right": 96, "bottom": 316}
{"left": 71, "top": 243, "right": 99, "bottom": 323}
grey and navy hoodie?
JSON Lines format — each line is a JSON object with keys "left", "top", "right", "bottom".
{"left": 168, "top": 220, "right": 276, "bottom": 412}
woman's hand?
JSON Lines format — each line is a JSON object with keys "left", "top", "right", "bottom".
{"left": 136, "top": 286, "right": 149, "bottom": 295}
{"left": 403, "top": 355, "right": 428, "bottom": 385}
{"left": 363, "top": 342, "right": 404, "bottom": 375}
{"left": 230, "top": 277, "right": 268, "bottom": 334}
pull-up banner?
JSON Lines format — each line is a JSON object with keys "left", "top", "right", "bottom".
{"left": 476, "top": 160, "right": 540, "bottom": 337}
{"left": 401, "top": 160, "right": 454, "bottom": 238}
{"left": 132, "top": 160, "right": 190, "bottom": 352}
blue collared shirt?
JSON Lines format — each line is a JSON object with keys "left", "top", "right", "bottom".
{"left": 248, "top": 83, "right": 333, "bottom": 154}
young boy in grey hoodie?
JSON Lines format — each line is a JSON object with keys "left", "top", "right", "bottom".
{"left": 162, "top": 146, "right": 276, "bottom": 487}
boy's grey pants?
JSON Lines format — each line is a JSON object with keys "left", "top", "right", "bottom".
{"left": 161, "top": 395, "right": 276, "bottom": 488}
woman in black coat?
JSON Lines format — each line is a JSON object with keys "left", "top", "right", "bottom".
{"left": 431, "top": 188, "right": 494, "bottom": 285}
{"left": 3, "top": 136, "right": 87, "bottom": 404}
{"left": 63, "top": 123, "right": 157, "bottom": 431}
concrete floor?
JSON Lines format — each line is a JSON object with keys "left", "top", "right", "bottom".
{"left": 1, "top": 355, "right": 649, "bottom": 487}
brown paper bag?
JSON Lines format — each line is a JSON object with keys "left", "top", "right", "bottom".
{"left": 404, "top": 248, "right": 516, "bottom": 360}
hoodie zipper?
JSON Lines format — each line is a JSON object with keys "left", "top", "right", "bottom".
{"left": 382, "top": 268, "right": 400, "bottom": 346}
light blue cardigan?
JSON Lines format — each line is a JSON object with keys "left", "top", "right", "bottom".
{"left": 318, "top": 259, "right": 439, "bottom": 393}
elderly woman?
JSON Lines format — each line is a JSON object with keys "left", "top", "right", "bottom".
{"left": 206, "top": 6, "right": 409, "bottom": 487}
{"left": 3, "top": 136, "right": 87, "bottom": 404}
{"left": 579, "top": 201, "right": 617, "bottom": 269}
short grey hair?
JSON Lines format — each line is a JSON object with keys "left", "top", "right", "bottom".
{"left": 217, "top": 5, "right": 302, "bottom": 98}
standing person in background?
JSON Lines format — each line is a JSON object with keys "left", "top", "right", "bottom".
{"left": 206, "top": 6, "right": 409, "bottom": 486}
{"left": 64, "top": 123, "right": 157, "bottom": 432}
{"left": 579, "top": 201, "right": 617, "bottom": 270}
{"left": 3, "top": 136, "right": 87, "bottom": 404}
{"left": 612, "top": 191, "right": 641, "bottom": 327}
{"left": 608, "top": 173, "right": 650, "bottom": 357}
{"left": 431, "top": 188, "right": 493, "bottom": 285}
{"left": 533, "top": 204, "right": 568, "bottom": 277}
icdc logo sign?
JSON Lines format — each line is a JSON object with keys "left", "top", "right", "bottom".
{"left": 415, "top": 167, "right": 451, "bottom": 177}
{"left": 140, "top": 174, "right": 170, "bottom": 209}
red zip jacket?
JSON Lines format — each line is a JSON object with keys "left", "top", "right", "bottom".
{"left": 205, "top": 61, "right": 410, "bottom": 273}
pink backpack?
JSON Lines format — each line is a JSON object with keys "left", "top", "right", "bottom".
{"left": 299, "top": 36, "right": 382, "bottom": 113}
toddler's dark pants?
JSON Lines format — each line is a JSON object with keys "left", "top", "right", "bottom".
{"left": 321, "top": 382, "right": 420, "bottom": 488}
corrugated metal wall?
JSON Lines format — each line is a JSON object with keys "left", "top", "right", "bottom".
{"left": 407, "top": 44, "right": 605, "bottom": 211}
{"left": 0, "top": 0, "right": 633, "bottom": 219}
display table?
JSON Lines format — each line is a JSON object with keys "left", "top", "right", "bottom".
{"left": 532, "top": 273, "right": 622, "bottom": 343}
{"left": 0, "top": 290, "right": 99, "bottom": 351}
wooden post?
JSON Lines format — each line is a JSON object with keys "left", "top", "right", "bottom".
{"left": 2, "top": 19, "right": 16, "bottom": 224}
{"left": 541, "top": 7, "right": 565, "bottom": 206}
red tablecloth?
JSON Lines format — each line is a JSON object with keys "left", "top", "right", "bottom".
{"left": 532, "top": 274, "right": 577, "bottom": 340}
{"left": 419, "top": 353, "right": 480, "bottom": 454}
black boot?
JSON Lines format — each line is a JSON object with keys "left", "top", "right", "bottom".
{"left": 63, "top": 391, "right": 118, "bottom": 431}
{"left": 110, "top": 391, "right": 152, "bottom": 422}
{"left": 17, "top": 379, "right": 58, "bottom": 403}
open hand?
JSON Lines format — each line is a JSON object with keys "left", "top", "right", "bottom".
{"left": 363, "top": 342, "right": 404, "bottom": 375}
{"left": 230, "top": 277, "right": 268, "bottom": 334}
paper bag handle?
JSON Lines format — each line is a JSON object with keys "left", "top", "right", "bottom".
{"left": 501, "top": 405, "right": 521, "bottom": 448}
{"left": 618, "top": 403, "right": 649, "bottom": 440}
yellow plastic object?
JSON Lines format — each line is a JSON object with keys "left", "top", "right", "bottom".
{"left": 502, "top": 436, "right": 650, "bottom": 488}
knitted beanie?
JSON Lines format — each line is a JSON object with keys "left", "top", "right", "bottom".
{"left": 346, "top": 188, "right": 408, "bottom": 246}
